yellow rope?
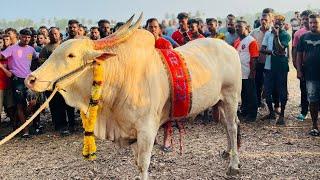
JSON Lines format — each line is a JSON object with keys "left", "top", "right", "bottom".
{"left": 81, "top": 60, "right": 104, "bottom": 160}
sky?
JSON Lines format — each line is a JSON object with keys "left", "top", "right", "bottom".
{"left": 2, "top": 0, "right": 320, "bottom": 22}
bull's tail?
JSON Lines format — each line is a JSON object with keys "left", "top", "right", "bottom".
{"left": 237, "top": 121, "right": 241, "bottom": 149}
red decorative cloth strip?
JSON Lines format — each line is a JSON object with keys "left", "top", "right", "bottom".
{"left": 158, "top": 49, "right": 192, "bottom": 118}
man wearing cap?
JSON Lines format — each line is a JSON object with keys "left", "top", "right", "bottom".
{"left": 171, "top": 12, "right": 191, "bottom": 46}
{"left": 0, "top": 28, "right": 38, "bottom": 138}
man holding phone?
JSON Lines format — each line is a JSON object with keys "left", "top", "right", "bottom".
{"left": 260, "top": 14, "right": 291, "bottom": 125}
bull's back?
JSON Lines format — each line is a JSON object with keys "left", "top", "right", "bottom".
{"left": 175, "top": 38, "right": 241, "bottom": 115}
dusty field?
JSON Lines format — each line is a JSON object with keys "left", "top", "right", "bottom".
{"left": 0, "top": 68, "right": 319, "bottom": 180}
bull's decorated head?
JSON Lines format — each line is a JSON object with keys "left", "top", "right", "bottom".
{"left": 25, "top": 13, "right": 156, "bottom": 111}
{"left": 26, "top": 14, "right": 141, "bottom": 92}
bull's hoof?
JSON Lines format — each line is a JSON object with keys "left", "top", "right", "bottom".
{"left": 221, "top": 150, "right": 230, "bottom": 159}
{"left": 226, "top": 166, "right": 240, "bottom": 176}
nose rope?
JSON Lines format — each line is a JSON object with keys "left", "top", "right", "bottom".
{"left": 53, "top": 62, "right": 94, "bottom": 89}
{"left": 0, "top": 62, "right": 94, "bottom": 146}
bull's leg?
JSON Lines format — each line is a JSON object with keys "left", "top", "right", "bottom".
{"left": 131, "top": 142, "right": 138, "bottom": 166}
{"left": 222, "top": 101, "right": 240, "bottom": 176}
{"left": 136, "top": 121, "right": 158, "bottom": 180}
{"left": 218, "top": 104, "right": 231, "bottom": 159}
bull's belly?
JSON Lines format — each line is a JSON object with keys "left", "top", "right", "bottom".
{"left": 188, "top": 79, "right": 221, "bottom": 116}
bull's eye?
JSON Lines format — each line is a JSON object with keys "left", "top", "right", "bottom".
{"left": 68, "top": 54, "right": 75, "bottom": 58}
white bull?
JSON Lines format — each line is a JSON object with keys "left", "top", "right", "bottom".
{"left": 25, "top": 14, "right": 242, "bottom": 179}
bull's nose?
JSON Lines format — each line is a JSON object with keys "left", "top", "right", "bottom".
{"left": 25, "top": 75, "right": 37, "bottom": 89}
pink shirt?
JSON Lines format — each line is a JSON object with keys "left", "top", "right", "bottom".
{"left": 1, "top": 44, "right": 36, "bottom": 78}
{"left": 293, "top": 27, "right": 308, "bottom": 47}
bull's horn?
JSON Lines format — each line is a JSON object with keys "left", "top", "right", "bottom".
{"left": 93, "top": 13, "right": 143, "bottom": 50}
{"left": 112, "top": 14, "right": 135, "bottom": 36}
{"left": 126, "top": 12, "right": 143, "bottom": 34}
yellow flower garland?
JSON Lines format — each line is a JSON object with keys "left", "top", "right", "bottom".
{"left": 80, "top": 60, "right": 104, "bottom": 160}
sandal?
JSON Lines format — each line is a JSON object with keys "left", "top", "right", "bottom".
{"left": 22, "top": 133, "right": 31, "bottom": 138}
{"left": 162, "top": 146, "right": 173, "bottom": 152}
{"left": 296, "top": 114, "right": 306, "bottom": 122}
{"left": 309, "top": 129, "right": 320, "bottom": 136}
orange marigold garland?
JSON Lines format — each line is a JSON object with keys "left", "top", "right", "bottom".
{"left": 81, "top": 60, "right": 104, "bottom": 160}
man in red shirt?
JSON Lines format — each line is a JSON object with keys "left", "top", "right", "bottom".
{"left": 146, "top": 18, "right": 173, "bottom": 49}
{"left": 171, "top": 12, "right": 191, "bottom": 46}
{"left": 146, "top": 18, "right": 175, "bottom": 150}
{"left": 0, "top": 56, "right": 12, "bottom": 127}
{"left": 188, "top": 19, "right": 205, "bottom": 40}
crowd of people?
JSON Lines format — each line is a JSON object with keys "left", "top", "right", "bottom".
{"left": 0, "top": 8, "right": 319, "bottom": 145}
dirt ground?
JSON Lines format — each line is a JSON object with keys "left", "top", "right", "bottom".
{"left": 0, "top": 67, "right": 319, "bottom": 180}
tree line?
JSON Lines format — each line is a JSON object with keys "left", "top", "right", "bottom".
{"left": 0, "top": 8, "right": 319, "bottom": 31}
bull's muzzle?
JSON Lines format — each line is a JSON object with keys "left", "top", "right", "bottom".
{"left": 25, "top": 75, "right": 37, "bottom": 90}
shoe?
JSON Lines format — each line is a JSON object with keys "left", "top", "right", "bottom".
{"left": 60, "top": 130, "right": 71, "bottom": 136}
{"left": 296, "top": 114, "right": 306, "bottom": 122}
{"left": 244, "top": 115, "right": 256, "bottom": 123}
{"left": 162, "top": 146, "right": 173, "bottom": 152}
{"left": 237, "top": 112, "right": 247, "bottom": 119}
{"left": 60, "top": 128, "right": 71, "bottom": 136}
{"left": 309, "top": 129, "right": 320, "bottom": 136}
{"left": 69, "top": 126, "right": 76, "bottom": 133}
{"left": 22, "top": 133, "right": 31, "bottom": 138}
{"left": 276, "top": 116, "right": 285, "bottom": 126}
{"left": 262, "top": 113, "right": 276, "bottom": 120}
{"left": 34, "top": 128, "right": 44, "bottom": 135}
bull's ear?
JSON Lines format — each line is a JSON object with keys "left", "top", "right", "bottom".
{"left": 86, "top": 51, "right": 117, "bottom": 61}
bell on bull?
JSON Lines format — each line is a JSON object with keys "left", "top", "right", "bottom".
{"left": 25, "top": 13, "right": 242, "bottom": 179}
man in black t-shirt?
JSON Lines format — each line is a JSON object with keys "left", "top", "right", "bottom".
{"left": 296, "top": 14, "right": 320, "bottom": 136}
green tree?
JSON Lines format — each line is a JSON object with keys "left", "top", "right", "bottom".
{"left": 54, "top": 18, "right": 68, "bottom": 30}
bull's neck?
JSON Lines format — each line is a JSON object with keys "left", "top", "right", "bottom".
{"left": 102, "top": 56, "right": 125, "bottom": 109}
{"left": 101, "top": 45, "right": 159, "bottom": 111}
